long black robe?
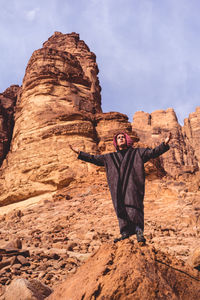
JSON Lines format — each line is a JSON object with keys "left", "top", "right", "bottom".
{"left": 78, "top": 142, "right": 169, "bottom": 234}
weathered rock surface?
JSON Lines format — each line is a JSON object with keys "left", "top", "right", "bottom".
{"left": 48, "top": 240, "right": 200, "bottom": 300}
{"left": 43, "top": 31, "right": 102, "bottom": 113}
{"left": 183, "top": 106, "right": 200, "bottom": 164}
{"left": 0, "top": 32, "right": 102, "bottom": 206}
{"left": 0, "top": 85, "right": 20, "bottom": 166}
{"left": 132, "top": 108, "right": 199, "bottom": 177}
{"left": 187, "top": 246, "right": 200, "bottom": 271}
{"left": 2, "top": 278, "right": 52, "bottom": 300}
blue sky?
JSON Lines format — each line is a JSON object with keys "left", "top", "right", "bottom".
{"left": 1, "top": 0, "right": 200, "bottom": 124}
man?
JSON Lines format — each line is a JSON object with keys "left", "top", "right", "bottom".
{"left": 70, "top": 132, "right": 171, "bottom": 244}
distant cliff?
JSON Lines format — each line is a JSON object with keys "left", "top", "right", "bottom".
{"left": 0, "top": 85, "right": 20, "bottom": 165}
{"left": 132, "top": 108, "right": 200, "bottom": 177}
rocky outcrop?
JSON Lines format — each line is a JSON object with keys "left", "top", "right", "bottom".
{"left": 132, "top": 108, "right": 199, "bottom": 177}
{"left": 48, "top": 241, "right": 200, "bottom": 300}
{"left": 0, "top": 85, "right": 20, "bottom": 166}
{"left": 0, "top": 33, "right": 102, "bottom": 206}
{"left": 183, "top": 106, "right": 200, "bottom": 166}
{"left": 187, "top": 247, "right": 200, "bottom": 271}
{"left": 43, "top": 31, "right": 102, "bottom": 114}
{"left": 0, "top": 239, "right": 30, "bottom": 286}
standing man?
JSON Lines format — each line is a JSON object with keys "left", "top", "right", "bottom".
{"left": 70, "top": 132, "right": 171, "bottom": 243}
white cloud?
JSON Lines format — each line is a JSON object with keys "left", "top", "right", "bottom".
{"left": 0, "top": 0, "right": 200, "bottom": 124}
{"left": 25, "top": 8, "right": 39, "bottom": 21}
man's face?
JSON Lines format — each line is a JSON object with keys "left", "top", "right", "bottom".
{"left": 116, "top": 134, "right": 126, "bottom": 148}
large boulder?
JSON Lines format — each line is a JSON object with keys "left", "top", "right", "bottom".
{"left": 2, "top": 278, "right": 52, "bottom": 300}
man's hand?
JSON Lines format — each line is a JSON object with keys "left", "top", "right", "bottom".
{"left": 164, "top": 132, "right": 172, "bottom": 145}
{"left": 69, "top": 144, "right": 80, "bottom": 155}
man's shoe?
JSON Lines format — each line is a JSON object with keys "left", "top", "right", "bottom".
{"left": 136, "top": 229, "right": 146, "bottom": 243}
{"left": 114, "top": 232, "right": 130, "bottom": 243}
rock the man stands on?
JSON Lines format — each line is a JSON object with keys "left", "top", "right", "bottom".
{"left": 70, "top": 132, "right": 171, "bottom": 243}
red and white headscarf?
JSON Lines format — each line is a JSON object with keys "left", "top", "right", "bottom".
{"left": 113, "top": 132, "right": 133, "bottom": 149}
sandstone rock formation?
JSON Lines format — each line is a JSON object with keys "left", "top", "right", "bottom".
{"left": 43, "top": 31, "right": 102, "bottom": 113}
{"left": 0, "top": 85, "right": 20, "bottom": 166}
{"left": 0, "top": 32, "right": 103, "bottom": 206}
{"left": 183, "top": 106, "right": 200, "bottom": 164}
{"left": 48, "top": 240, "right": 200, "bottom": 300}
{"left": 0, "top": 31, "right": 166, "bottom": 208}
{"left": 187, "top": 246, "right": 200, "bottom": 271}
{"left": 132, "top": 108, "right": 199, "bottom": 177}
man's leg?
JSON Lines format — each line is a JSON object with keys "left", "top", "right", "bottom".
{"left": 114, "top": 218, "right": 132, "bottom": 243}
{"left": 135, "top": 225, "right": 146, "bottom": 243}
{"left": 125, "top": 207, "right": 146, "bottom": 243}
{"left": 113, "top": 231, "right": 131, "bottom": 243}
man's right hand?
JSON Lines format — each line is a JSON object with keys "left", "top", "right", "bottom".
{"left": 69, "top": 144, "right": 80, "bottom": 155}
{"left": 164, "top": 132, "right": 172, "bottom": 145}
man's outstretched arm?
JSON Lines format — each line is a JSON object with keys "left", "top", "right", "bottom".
{"left": 69, "top": 145, "right": 105, "bottom": 167}
{"left": 141, "top": 133, "right": 172, "bottom": 163}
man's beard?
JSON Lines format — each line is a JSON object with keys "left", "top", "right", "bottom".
{"left": 119, "top": 143, "right": 127, "bottom": 149}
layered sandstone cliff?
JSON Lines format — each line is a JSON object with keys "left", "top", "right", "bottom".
{"left": 43, "top": 31, "right": 102, "bottom": 113}
{"left": 0, "top": 32, "right": 136, "bottom": 207}
{"left": 132, "top": 108, "right": 199, "bottom": 177}
{"left": 183, "top": 106, "right": 200, "bottom": 163}
{"left": 0, "top": 85, "right": 20, "bottom": 166}
{"left": 0, "top": 32, "right": 103, "bottom": 206}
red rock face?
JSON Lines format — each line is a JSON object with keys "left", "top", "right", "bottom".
{"left": 132, "top": 108, "right": 199, "bottom": 177}
{"left": 0, "top": 32, "right": 104, "bottom": 206}
{"left": 183, "top": 107, "right": 200, "bottom": 163}
{"left": 43, "top": 31, "right": 102, "bottom": 114}
{"left": 0, "top": 85, "right": 20, "bottom": 166}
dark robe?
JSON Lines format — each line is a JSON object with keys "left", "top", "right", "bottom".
{"left": 78, "top": 142, "right": 170, "bottom": 235}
